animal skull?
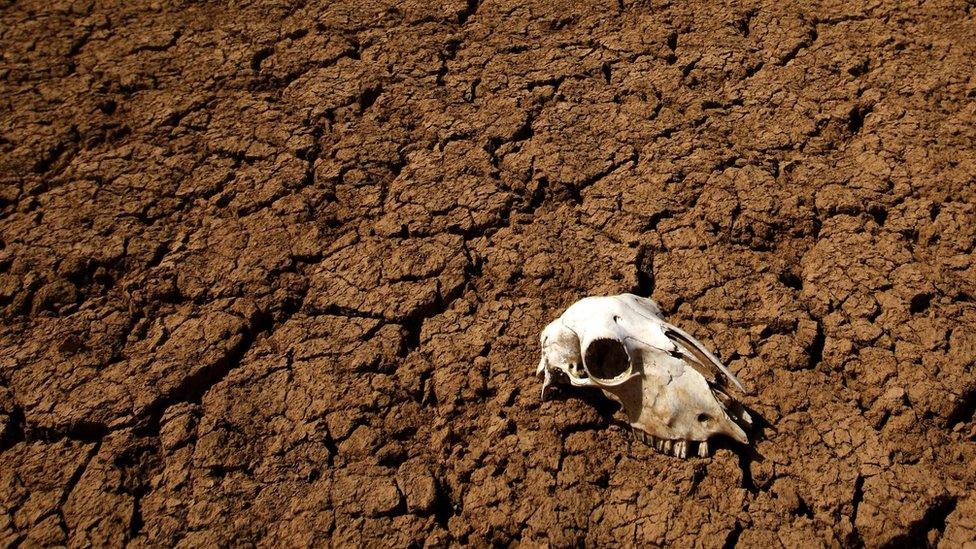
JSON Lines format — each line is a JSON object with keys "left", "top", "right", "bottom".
{"left": 537, "top": 294, "right": 753, "bottom": 458}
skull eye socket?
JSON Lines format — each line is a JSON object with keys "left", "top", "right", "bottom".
{"left": 583, "top": 338, "right": 631, "bottom": 381}
{"left": 697, "top": 413, "right": 712, "bottom": 423}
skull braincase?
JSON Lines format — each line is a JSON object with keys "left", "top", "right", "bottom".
{"left": 537, "top": 294, "right": 752, "bottom": 456}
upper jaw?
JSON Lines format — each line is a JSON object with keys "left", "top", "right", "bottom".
{"left": 538, "top": 365, "right": 598, "bottom": 400}
{"left": 540, "top": 358, "right": 639, "bottom": 389}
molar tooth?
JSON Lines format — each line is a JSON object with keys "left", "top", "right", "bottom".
{"left": 698, "top": 440, "right": 710, "bottom": 457}
{"left": 675, "top": 440, "right": 687, "bottom": 458}
{"left": 662, "top": 440, "right": 673, "bottom": 454}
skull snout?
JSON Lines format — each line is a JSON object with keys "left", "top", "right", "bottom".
{"left": 582, "top": 337, "right": 633, "bottom": 384}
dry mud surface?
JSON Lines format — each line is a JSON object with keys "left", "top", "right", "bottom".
{"left": 2, "top": 0, "right": 975, "bottom": 546}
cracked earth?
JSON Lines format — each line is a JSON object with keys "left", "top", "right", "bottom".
{"left": 1, "top": 0, "right": 975, "bottom": 546}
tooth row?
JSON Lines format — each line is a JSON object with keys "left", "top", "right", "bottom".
{"left": 632, "top": 429, "right": 711, "bottom": 458}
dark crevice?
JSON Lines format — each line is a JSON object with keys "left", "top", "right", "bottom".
{"left": 0, "top": 404, "right": 25, "bottom": 452}
{"left": 463, "top": 78, "right": 480, "bottom": 102}
{"left": 645, "top": 209, "right": 673, "bottom": 231}
{"left": 510, "top": 113, "right": 535, "bottom": 142}
{"left": 744, "top": 61, "right": 765, "bottom": 79}
{"left": 130, "top": 30, "right": 180, "bottom": 54}
{"left": 377, "top": 446, "right": 407, "bottom": 468}
{"left": 484, "top": 111, "right": 535, "bottom": 169}
{"left": 250, "top": 47, "right": 274, "bottom": 71}
{"left": 135, "top": 308, "right": 274, "bottom": 437}
{"left": 432, "top": 478, "right": 457, "bottom": 529}
{"left": 794, "top": 497, "right": 814, "bottom": 519}
{"left": 399, "top": 262, "right": 476, "bottom": 357}
{"left": 317, "top": 305, "right": 387, "bottom": 320}
{"left": 950, "top": 291, "right": 972, "bottom": 303}
{"left": 735, "top": 10, "right": 755, "bottom": 37}
{"left": 525, "top": 176, "right": 548, "bottom": 213}
{"left": 59, "top": 442, "right": 101, "bottom": 508}
{"left": 299, "top": 124, "right": 324, "bottom": 189}
{"left": 909, "top": 293, "right": 933, "bottom": 315}
{"left": 247, "top": 47, "right": 360, "bottom": 92}
{"left": 685, "top": 463, "right": 707, "bottom": 496}
{"left": 458, "top": 0, "right": 480, "bottom": 25}
{"left": 807, "top": 321, "right": 825, "bottom": 370}
{"left": 526, "top": 75, "right": 565, "bottom": 91}
{"left": 17, "top": 420, "right": 109, "bottom": 446}
{"left": 666, "top": 31, "right": 678, "bottom": 51}
{"left": 358, "top": 84, "right": 383, "bottom": 112}
{"left": 31, "top": 127, "right": 80, "bottom": 176}
{"left": 849, "top": 475, "right": 865, "bottom": 547}
{"left": 564, "top": 154, "right": 636, "bottom": 204}
{"left": 848, "top": 57, "right": 870, "bottom": 77}
{"left": 207, "top": 463, "right": 249, "bottom": 478}
{"left": 633, "top": 245, "right": 655, "bottom": 298}
{"left": 779, "top": 270, "right": 803, "bottom": 291}
{"left": 880, "top": 496, "right": 958, "bottom": 549}
{"left": 115, "top": 441, "right": 158, "bottom": 542}
{"left": 434, "top": 37, "right": 463, "bottom": 86}
{"left": 323, "top": 428, "right": 339, "bottom": 467}
{"left": 779, "top": 28, "right": 817, "bottom": 65}
{"left": 734, "top": 444, "right": 758, "bottom": 492}
{"left": 721, "top": 521, "right": 743, "bottom": 549}
{"left": 33, "top": 142, "right": 68, "bottom": 174}
{"left": 946, "top": 386, "right": 976, "bottom": 428}
{"left": 867, "top": 204, "right": 887, "bottom": 226}
{"left": 401, "top": 316, "right": 423, "bottom": 357}
{"left": 848, "top": 104, "right": 872, "bottom": 135}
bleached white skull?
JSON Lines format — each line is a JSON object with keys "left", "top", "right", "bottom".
{"left": 537, "top": 294, "right": 752, "bottom": 458}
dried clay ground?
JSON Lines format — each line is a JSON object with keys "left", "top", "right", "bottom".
{"left": 2, "top": 0, "right": 975, "bottom": 547}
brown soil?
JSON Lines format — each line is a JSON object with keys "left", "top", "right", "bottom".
{"left": 1, "top": 0, "right": 975, "bottom": 546}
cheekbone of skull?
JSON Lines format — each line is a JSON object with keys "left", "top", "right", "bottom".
{"left": 537, "top": 293, "right": 753, "bottom": 458}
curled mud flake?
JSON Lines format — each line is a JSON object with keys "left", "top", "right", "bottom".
{"left": 538, "top": 294, "right": 754, "bottom": 458}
